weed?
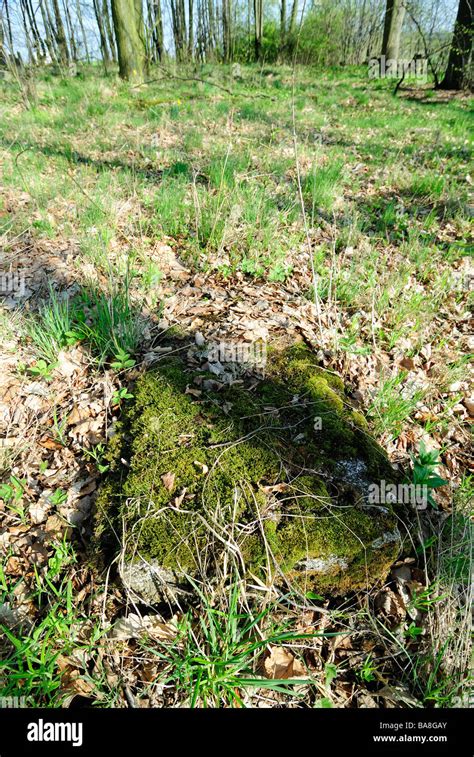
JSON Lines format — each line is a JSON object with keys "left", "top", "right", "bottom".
{"left": 409, "top": 442, "right": 448, "bottom": 509}
{"left": 27, "top": 359, "right": 56, "bottom": 381}
{"left": 141, "top": 581, "right": 321, "bottom": 707}
{"left": 111, "top": 386, "right": 134, "bottom": 406}
{"left": 110, "top": 348, "right": 136, "bottom": 372}
{"left": 81, "top": 443, "right": 109, "bottom": 473}
{"left": 368, "top": 372, "right": 425, "bottom": 440}
{"left": 48, "top": 488, "right": 68, "bottom": 506}
{"left": 26, "top": 287, "right": 83, "bottom": 362}
{"left": 78, "top": 285, "right": 143, "bottom": 364}
{"left": 357, "top": 654, "right": 378, "bottom": 683}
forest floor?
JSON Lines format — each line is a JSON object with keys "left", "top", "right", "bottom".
{"left": 0, "top": 64, "right": 472, "bottom": 709}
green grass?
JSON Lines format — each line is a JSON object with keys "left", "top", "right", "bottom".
{"left": 26, "top": 286, "right": 84, "bottom": 362}
{"left": 0, "top": 538, "right": 102, "bottom": 706}
{"left": 368, "top": 372, "right": 425, "bottom": 441}
{"left": 140, "top": 580, "right": 321, "bottom": 708}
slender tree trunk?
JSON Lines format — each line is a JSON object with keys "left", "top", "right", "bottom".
{"left": 103, "top": 1, "right": 118, "bottom": 61}
{"left": 288, "top": 0, "right": 297, "bottom": 35}
{"left": 4, "top": 0, "right": 13, "bottom": 50}
{"left": 148, "top": 0, "right": 164, "bottom": 60}
{"left": 223, "top": 0, "right": 232, "bottom": 62}
{"left": 19, "top": 0, "right": 36, "bottom": 63}
{"left": 75, "top": 0, "right": 91, "bottom": 62}
{"left": 154, "top": 0, "right": 164, "bottom": 60}
{"left": 111, "top": 0, "right": 145, "bottom": 81}
{"left": 253, "top": 0, "right": 263, "bottom": 61}
{"left": 51, "top": 0, "right": 70, "bottom": 63}
{"left": 146, "top": 0, "right": 155, "bottom": 61}
{"left": 62, "top": 0, "right": 78, "bottom": 61}
{"left": 207, "top": 0, "right": 216, "bottom": 56}
{"left": 40, "top": 0, "right": 59, "bottom": 62}
{"left": 188, "top": 0, "right": 194, "bottom": 59}
{"left": 279, "top": 0, "right": 286, "bottom": 55}
{"left": 25, "top": 0, "right": 47, "bottom": 60}
{"left": 438, "top": 0, "right": 473, "bottom": 90}
{"left": 0, "top": 19, "right": 5, "bottom": 66}
{"left": 381, "top": 0, "right": 405, "bottom": 61}
{"left": 170, "top": 0, "right": 187, "bottom": 61}
{"left": 134, "top": 0, "right": 149, "bottom": 71}
{"left": 93, "top": 0, "right": 111, "bottom": 64}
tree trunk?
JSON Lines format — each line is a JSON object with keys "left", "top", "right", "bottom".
{"left": 4, "top": 0, "right": 13, "bottom": 50}
{"left": 438, "top": 0, "right": 473, "bottom": 90}
{"left": 170, "top": 0, "right": 187, "bottom": 61}
{"left": 25, "top": 0, "right": 47, "bottom": 60}
{"left": 103, "top": 0, "right": 118, "bottom": 62}
{"left": 62, "top": 0, "right": 78, "bottom": 61}
{"left": 134, "top": 0, "right": 147, "bottom": 68}
{"left": 75, "top": 0, "right": 91, "bottom": 62}
{"left": 94, "top": 0, "right": 111, "bottom": 64}
{"left": 188, "top": 0, "right": 194, "bottom": 59}
{"left": 207, "top": 0, "right": 216, "bottom": 56}
{"left": 154, "top": 0, "right": 164, "bottom": 60}
{"left": 288, "top": 0, "right": 297, "bottom": 35}
{"left": 40, "top": 0, "right": 59, "bottom": 62}
{"left": 111, "top": 0, "right": 145, "bottom": 81}
{"left": 279, "top": 0, "right": 287, "bottom": 56}
{"left": 254, "top": 0, "right": 263, "bottom": 61}
{"left": 19, "top": 0, "right": 36, "bottom": 63}
{"left": 147, "top": 0, "right": 164, "bottom": 61}
{"left": 222, "top": 0, "right": 232, "bottom": 62}
{"left": 51, "top": 0, "right": 70, "bottom": 63}
{"left": 0, "top": 18, "right": 5, "bottom": 66}
{"left": 381, "top": 0, "right": 405, "bottom": 61}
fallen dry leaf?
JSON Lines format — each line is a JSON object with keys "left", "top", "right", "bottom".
{"left": 161, "top": 471, "right": 176, "bottom": 492}
{"left": 264, "top": 646, "right": 307, "bottom": 679}
{"left": 110, "top": 612, "right": 178, "bottom": 642}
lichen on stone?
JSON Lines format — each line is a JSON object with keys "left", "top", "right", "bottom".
{"left": 93, "top": 343, "right": 401, "bottom": 601}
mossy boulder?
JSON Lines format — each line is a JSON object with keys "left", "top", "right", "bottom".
{"left": 94, "top": 344, "right": 401, "bottom": 602}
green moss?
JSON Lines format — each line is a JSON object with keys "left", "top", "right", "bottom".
{"left": 94, "top": 345, "right": 400, "bottom": 595}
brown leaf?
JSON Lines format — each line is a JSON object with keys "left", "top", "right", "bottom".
{"left": 39, "top": 436, "right": 64, "bottom": 450}
{"left": 173, "top": 488, "right": 187, "bottom": 508}
{"left": 263, "top": 646, "right": 306, "bottom": 679}
{"left": 161, "top": 472, "right": 176, "bottom": 492}
{"left": 185, "top": 385, "right": 202, "bottom": 398}
{"left": 56, "top": 349, "right": 84, "bottom": 378}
